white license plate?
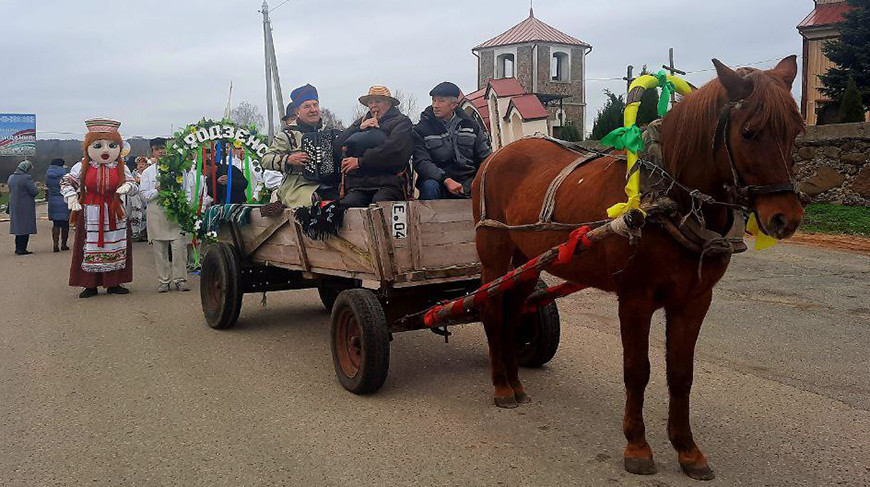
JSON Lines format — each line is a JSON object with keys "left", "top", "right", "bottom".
{"left": 391, "top": 203, "right": 408, "bottom": 239}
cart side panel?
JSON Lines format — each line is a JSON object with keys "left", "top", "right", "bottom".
{"left": 376, "top": 201, "right": 479, "bottom": 273}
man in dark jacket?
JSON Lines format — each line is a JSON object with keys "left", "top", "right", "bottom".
{"left": 206, "top": 147, "right": 249, "bottom": 204}
{"left": 337, "top": 86, "right": 414, "bottom": 208}
{"left": 413, "top": 82, "right": 491, "bottom": 199}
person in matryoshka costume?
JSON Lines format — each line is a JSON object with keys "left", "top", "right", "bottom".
{"left": 60, "top": 118, "right": 138, "bottom": 298}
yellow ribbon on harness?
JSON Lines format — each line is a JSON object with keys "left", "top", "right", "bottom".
{"left": 606, "top": 74, "right": 693, "bottom": 218}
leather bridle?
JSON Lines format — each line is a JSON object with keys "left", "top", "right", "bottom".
{"left": 713, "top": 101, "right": 797, "bottom": 209}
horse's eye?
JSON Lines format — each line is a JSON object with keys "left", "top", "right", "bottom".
{"left": 742, "top": 127, "right": 756, "bottom": 140}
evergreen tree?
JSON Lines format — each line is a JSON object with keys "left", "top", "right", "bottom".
{"left": 559, "top": 123, "right": 581, "bottom": 142}
{"left": 819, "top": 0, "right": 870, "bottom": 111}
{"left": 636, "top": 66, "right": 661, "bottom": 126}
{"left": 591, "top": 90, "right": 626, "bottom": 140}
{"left": 839, "top": 76, "right": 866, "bottom": 122}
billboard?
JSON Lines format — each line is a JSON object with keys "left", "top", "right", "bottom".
{"left": 0, "top": 114, "right": 36, "bottom": 156}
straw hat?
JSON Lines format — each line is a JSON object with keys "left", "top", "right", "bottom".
{"left": 358, "top": 86, "right": 399, "bottom": 107}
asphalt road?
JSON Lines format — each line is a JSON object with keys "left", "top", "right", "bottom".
{"left": 1, "top": 218, "right": 868, "bottom": 486}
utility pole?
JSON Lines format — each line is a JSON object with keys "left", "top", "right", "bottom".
{"left": 623, "top": 65, "right": 634, "bottom": 96}
{"left": 262, "top": 2, "right": 275, "bottom": 142}
{"left": 661, "top": 48, "right": 686, "bottom": 104}
{"left": 260, "top": 1, "right": 285, "bottom": 144}
{"left": 265, "top": 14, "right": 284, "bottom": 133}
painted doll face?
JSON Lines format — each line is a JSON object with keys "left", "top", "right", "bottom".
{"left": 88, "top": 138, "right": 121, "bottom": 164}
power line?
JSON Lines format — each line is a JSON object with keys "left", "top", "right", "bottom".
{"left": 587, "top": 54, "right": 802, "bottom": 82}
{"left": 270, "top": 0, "right": 292, "bottom": 12}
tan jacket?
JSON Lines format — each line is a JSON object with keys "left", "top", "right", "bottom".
{"left": 262, "top": 122, "right": 320, "bottom": 208}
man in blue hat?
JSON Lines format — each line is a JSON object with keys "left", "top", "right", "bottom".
{"left": 262, "top": 84, "right": 332, "bottom": 207}
{"left": 412, "top": 81, "right": 491, "bottom": 199}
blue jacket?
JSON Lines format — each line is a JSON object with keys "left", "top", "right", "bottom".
{"left": 45, "top": 164, "right": 70, "bottom": 221}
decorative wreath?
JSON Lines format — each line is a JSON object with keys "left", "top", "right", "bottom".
{"left": 155, "top": 118, "right": 269, "bottom": 240}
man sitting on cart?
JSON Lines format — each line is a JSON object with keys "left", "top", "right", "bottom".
{"left": 262, "top": 84, "right": 335, "bottom": 208}
{"left": 335, "top": 85, "right": 414, "bottom": 208}
{"left": 412, "top": 81, "right": 491, "bottom": 200}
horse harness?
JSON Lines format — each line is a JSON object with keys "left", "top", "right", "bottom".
{"left": 475, "top": 134, "right": 752, "bottom": 258}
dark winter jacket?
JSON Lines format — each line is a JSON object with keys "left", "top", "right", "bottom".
{"left": 7, "top": 170, "right": 38, "bottom": 235}
{"left": 45, "top": 164, "right": 71, "bottom": 221}
{"left": 412, "top": 107, "right": 492, "bottom": 195}
{"left": 336, "top": 106, "right": 413, "bottom": 192}
{"left": 207, "top": 164, "right": 249, "bottom": 204}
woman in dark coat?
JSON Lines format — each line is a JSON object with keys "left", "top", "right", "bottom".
{"left": 45, "top": 158, "right": 71, "bottom": 251}
{"left": 6, "top": 160, "right": 38, "bottom": 255}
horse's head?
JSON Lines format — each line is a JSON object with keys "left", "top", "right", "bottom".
{"left": 663, "top": 56, "right": 806, "bottom": 239}
{"left": 711, "top": 56, "right": 806, "bottom": 239}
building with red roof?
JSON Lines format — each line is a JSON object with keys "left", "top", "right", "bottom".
{"left": 471, "top": 7, "right": 592, "bottom": 140}
{"left": 797, "top": 0, "right": 862, "bottom": 124}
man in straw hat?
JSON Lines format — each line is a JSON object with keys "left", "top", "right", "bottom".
{"left": 413, "top": 81, "right": 491, "bottom": 199}
{"left": 335, "top": 85, "right": 413, "bottom": 207}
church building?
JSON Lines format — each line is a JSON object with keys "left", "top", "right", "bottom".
{"left": 466, "top": 7, "right": 592, "bottom": 147}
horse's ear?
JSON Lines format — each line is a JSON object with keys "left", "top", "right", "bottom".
{"left": 712, "top": 58, "right": 753, "bottom": 101}
{"left": 769, "top": 55, "right": 798, "bottom": 88}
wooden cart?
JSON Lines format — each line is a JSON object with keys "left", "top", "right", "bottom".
{"left": 200, "top": 200, "right": 560, "bottom": 394}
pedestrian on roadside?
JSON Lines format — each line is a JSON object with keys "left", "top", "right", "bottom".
{"left": 140, "top": 137, "right": 191, "bottom": 292}
{"left": 45, "top": 158, "right": 71, "bottom": 252}
{"left": 6, "top": 160, "right": 38, "bottom": 255}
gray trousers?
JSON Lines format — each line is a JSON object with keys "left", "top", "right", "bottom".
{"left": 153, "top": 239, "right": 187, "bottom": 285}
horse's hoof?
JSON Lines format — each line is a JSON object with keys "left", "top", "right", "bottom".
{"left": 681, "top": 463, "right": 715, "bottom": 481}
{"left": 514, "top": 391, "right": 531, "bottom": 404}
{"left": 494, "top": 395, "right": 519, "bottom": 408}
{"left": 624, "top": 456, "right": 657, "bottom": 475}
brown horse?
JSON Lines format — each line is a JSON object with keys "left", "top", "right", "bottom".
{"left": 471, "top": 56, "right": 805, "bottom": 480}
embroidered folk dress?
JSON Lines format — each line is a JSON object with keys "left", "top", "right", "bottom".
{"left": 61, "top": 160, "right": 137, "bottom": 287}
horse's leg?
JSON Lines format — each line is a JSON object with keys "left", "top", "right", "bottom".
{"left": 665, "top": 292, "right": 715, "bottom": 481}
{"left": 500, "top": 277, "right": 538, "bottom": 405}
{"left": 619, "top": 296, "right": 658, "bottom": 475}
{"left": 477, "top": 230, "right": 519, "bottom": 408}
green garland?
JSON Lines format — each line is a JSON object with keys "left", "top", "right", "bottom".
{"left": 155, "top": 118, "right": 268, "bottom": 241}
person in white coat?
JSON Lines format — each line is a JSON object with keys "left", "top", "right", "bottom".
{"left": 139, "top": 138, "right": 190, "bottom": 292}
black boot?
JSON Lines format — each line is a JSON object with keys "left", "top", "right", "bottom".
{"left": 106, "top": 285, "right": 130, "bottom": 295}
{"left": 60, "top": 226, "right": 70, "bottom": 251}
{"left": 79, "top": 288, "right": 98, "bottom": 298}
{"left": 52, "top": 227, "right": 60, "bottom": 252}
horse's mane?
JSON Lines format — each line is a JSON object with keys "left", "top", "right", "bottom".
{"left": 662, "top": 67, "right": 804, "bottom": 177}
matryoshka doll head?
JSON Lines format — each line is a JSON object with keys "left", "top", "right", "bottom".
{"left": 83, "top": 118, "right": 124, "bottom": 165}
{"left": 80, "top": 118, "right": 126, "bottom": 194}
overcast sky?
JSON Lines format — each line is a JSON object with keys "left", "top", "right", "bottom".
{"left": 1, "top": 0, "right": 812, "bottom": 140}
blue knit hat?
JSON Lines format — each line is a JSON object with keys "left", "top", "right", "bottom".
{"left": 291, "top": 84, "right": 318, "bottom": 106}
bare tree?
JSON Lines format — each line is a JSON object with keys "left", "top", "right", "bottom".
{"left": 393, "top": 89, "right": 420, "bottom": 123}
{"left": 320, "top": 108, "right": 346, "bottom": 131}
{"left": 230, "top": 101, "right": 265, "bottom": 131}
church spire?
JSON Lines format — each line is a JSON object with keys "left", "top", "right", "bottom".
{"left": 530, "top": 0, "right": 534, "bottom": 18}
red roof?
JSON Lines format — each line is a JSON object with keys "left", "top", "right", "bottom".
{"left": 505, "top": 94, "right": 549, "bottom": 121}
{"left": 486, "top": 78, "right": 526, "bottom": 98}
{"left": 462, "top": 87, "right": 491, "bottom": 128}
{"left": 798, "top": 2, "right": 851, "bottom": 28}
{"left": 474, "top": 9, "right": 590, "bottom": 50}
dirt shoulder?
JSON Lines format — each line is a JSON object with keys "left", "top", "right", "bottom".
{"left": 784, "top": 232, "right": 870, "bottom": 256}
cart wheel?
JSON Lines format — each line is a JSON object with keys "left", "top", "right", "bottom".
{"left": 317, "top": 286, "right": 340, "bottom": 312}
{"left": 201, "top": 243, "right": 243, "bottom": 330}
{"left": 330, "top": 289, "right": 390, "bottom": 394}
{"left": 517, "top": 280, "right": 561, "bottom": 367}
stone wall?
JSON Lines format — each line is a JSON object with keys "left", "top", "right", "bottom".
{"left": 793, "top": 122, "right": 870, "bottom": 206}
